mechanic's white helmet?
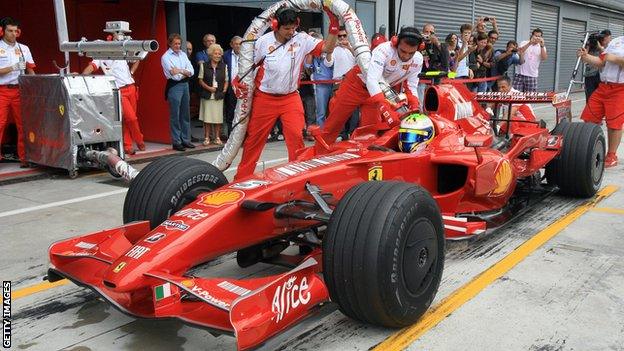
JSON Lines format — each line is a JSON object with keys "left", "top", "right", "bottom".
{"left": 398, "top": 113, "right": 435, "bottom": 153}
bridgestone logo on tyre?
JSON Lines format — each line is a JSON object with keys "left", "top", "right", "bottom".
{"left": 170, "top": 173, "right": 218, "bottom": 206}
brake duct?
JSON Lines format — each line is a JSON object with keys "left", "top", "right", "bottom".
{"left": 211, "top": 0, "right": 372, "bottom": 171}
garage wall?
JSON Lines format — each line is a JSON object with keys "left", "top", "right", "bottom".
{"left": 530, "top": 2, "right": 559, "bottom": 92}
{"left": 414, "top": 0, "right": 474, "bottom": 38}
{"left": 475, "top": 0, "right": 518, "bottom": 50}
{"left": 557, "top": 18, "right": 587, "bottom": 91}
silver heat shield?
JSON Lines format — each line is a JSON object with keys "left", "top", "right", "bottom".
{"left": 212, "top": 0, "right": 371, "bottom": 171}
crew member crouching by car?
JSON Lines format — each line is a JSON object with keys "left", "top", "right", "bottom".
{"left": 321, "top": 27, "right": 423, "bottom": 144}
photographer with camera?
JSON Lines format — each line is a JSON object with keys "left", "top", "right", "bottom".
{"left": 491, "top": 40, "right": 521, "bottom": 83}
{"left": 577, "top": 33, "right": 624, "bottom": 168}
{"left": 475, "top": 17, "right": 499, "bottom": 37}
{"left": 513, "top": 28, "right": 548, "bottom": 92}
{"left": 416, "top": 23, "right": 449, "bottom": 107}
{"left": 584, "top": 29, "right": 611, "bottom": 101}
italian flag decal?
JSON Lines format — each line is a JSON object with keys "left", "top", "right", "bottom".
{"left": 154, "top": 283, "right": 172, "bottom": 301}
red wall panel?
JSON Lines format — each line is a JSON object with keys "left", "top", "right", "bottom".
{"left": 0, "top": 0, "right": 171, "bottom": 143}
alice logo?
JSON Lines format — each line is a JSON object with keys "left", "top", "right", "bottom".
{"left": 271, "top": 276, "right": 311, "bottom": 323}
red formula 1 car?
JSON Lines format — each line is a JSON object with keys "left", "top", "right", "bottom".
{"left": 48, "top": 76, "right": 605, "bottom": 350}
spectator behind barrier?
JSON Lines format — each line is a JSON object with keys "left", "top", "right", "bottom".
{"left": 417, "top": 23, "right": 449, "bottom": 108}
{"left": 455, "top": 23, "right": 477, "bottom": 82}
{"left": 491, "top": 40, "right": 520, "bottom": 91}
{"left": 513, "top": 28, "right": 548, "bottom": 92}
{"left": 445, "top": 33, "right": 459, "bottom": 72}
{"left": 470, "top": 32, "right": 493, "bottom": 92}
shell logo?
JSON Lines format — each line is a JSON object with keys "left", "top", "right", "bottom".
{"left": 198, "top": 189, "right": 244, "bottom": 207}
{"left": 492, "top": 159, "right": 513, "bottom": 195}
{"left": 390, "top": 59, "right": 397, "bottom": 66}
{"left": 28, "top": 131, "right": 35, "bottom": 143}
{"left": 181, "top": 279, "right": 194, "bottom": 287}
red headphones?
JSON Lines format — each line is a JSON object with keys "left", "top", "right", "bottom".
{"left": 271, "top": 7, "right": 300, "bottom": 31}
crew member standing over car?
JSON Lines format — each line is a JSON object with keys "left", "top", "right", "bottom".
{"left": 0, "top": 17, "right": 35, "bottom": 168}
{"left": 82, "top": 26, "right": 145, "bottom": 155}
{"left": 321, "top": 27, "right": 423, "bottom": 144}
{"left": 231, "top": 7, "right": 338, "bottom": 180}
{"left": 577, "top": 35, "right": 624, "bottom": 168}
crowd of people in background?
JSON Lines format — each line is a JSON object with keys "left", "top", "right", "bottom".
{"left": 1, "top": 12, "right": 622, "bottom": 170}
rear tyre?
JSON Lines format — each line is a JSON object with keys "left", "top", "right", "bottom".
{"left": 323, "top": 181, "right": 444, "bottom": 327}
{"left": 123, "top": 156, "right": 228, "bottom": 228}
{"left": 546, "top": 121, "right": 605, "bottom": 197}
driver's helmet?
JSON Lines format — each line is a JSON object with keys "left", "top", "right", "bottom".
{"left": 398, "top": 113, "right": 435, "bottom": 153}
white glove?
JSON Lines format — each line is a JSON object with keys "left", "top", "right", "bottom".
{"left": 12, "top": 61, "right": 26, "bottom": 71}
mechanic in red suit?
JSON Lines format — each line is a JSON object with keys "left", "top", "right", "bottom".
{"left": 0, "top": 17, "right": 36, "bottom": 168}
{"left": 578, "top": 35, "right": 624, "bottom": 168}
{"left": 232, "top": 8, "right": 338, "bottom": 180}
{"left": 82, "top": 31, "right": 145, "bottom": 155}
{"left": 321, "top": 27, "right": 424, "bottom": 144}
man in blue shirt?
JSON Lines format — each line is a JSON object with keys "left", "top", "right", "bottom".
{"left": 196, "top": 33, "right": 216, "bottom": 64}
{"left": 308, "top": 32, "right": 333, "bottom": 127}
{"left": 161, "top": 33, "right": 195, "bottom": 151}
{"left": 492, "top": 40, "right": 520, "bottom": 89}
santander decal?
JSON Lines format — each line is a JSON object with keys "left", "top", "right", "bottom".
{"left": 271, "top": 276, "right": 311, "bottom": 323}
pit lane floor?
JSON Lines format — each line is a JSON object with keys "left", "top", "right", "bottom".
{"left": 2, "top": 92, "right": 623, "bottom": 351}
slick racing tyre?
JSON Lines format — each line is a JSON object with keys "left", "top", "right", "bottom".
{"left": 546, "top": 121, "right": 605, "bottom": 198}
{"left": 123, "top": 156, "right": 228, "bottom": 229}
{"left": 323, "top": 181, "right": 445, "bottom": 327}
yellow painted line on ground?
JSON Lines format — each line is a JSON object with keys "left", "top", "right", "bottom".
{"left": 12, "top": 279, "right": 69, "bottom": 300}
{"left": 373, "top": 185, "right": 618, "bottom": 351}
{"left": 590, "top": 207, "right": 624, "bottom": 215}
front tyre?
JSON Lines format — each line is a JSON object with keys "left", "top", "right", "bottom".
{"left": 546, "top": 122, "right": 605, "bottom": 197}
{"left": 323, "top": 181, "right": 445, "bottom": 327}
{"left": 123, "top": 156, "right": 228, "bottom": 228}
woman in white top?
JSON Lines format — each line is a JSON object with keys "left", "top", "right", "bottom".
{"left": 198, "top": 44, "right": 228, "bottom": 145}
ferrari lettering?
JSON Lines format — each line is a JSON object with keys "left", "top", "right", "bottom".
{"left": 189, "top": 285, "right": 230, "bottom": 309}
{"left": 125, "top": 245, "right": 150, "bottom": 259}
{"left": 275, "top": 153, "right": 360, "bottom": 177}
{"left": 271, "top": 276, "right": 311, "bottom": 323}
{"left": 175, "top": 208, "right": 209, "bottom": 220}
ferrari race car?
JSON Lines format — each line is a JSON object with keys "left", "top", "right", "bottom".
{"left": 48, "top": 77, "right": 605, "bottom": 350}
